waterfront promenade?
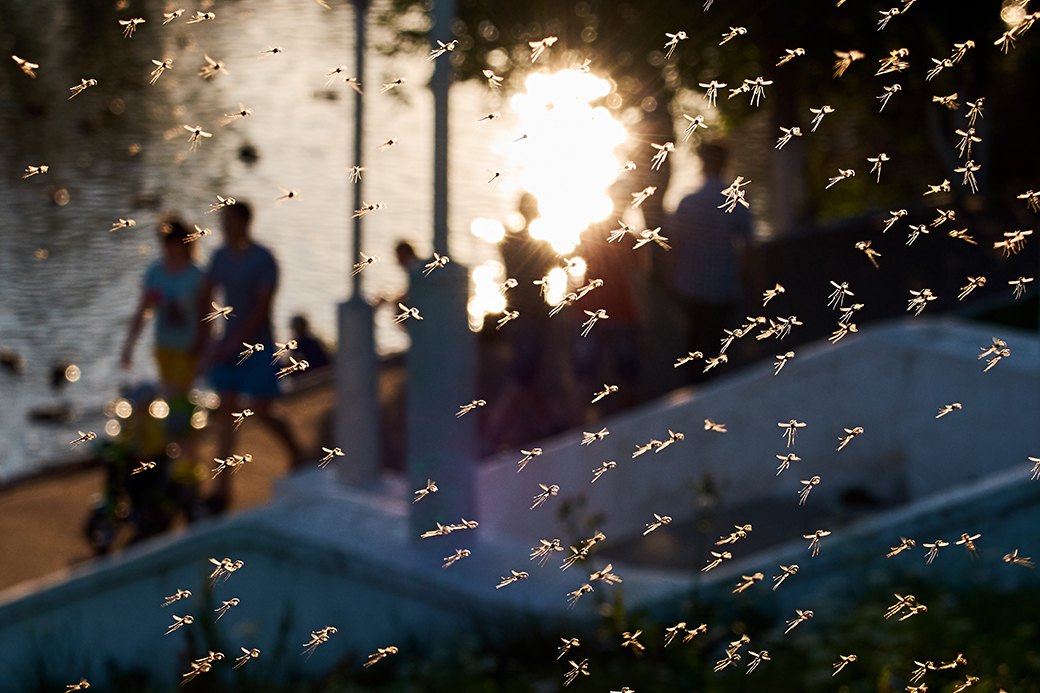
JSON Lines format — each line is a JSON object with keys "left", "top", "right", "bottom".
{"left": 0, "top": 378, "right": 337, "bottom": 594}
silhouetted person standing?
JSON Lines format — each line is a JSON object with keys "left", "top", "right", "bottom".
{"left": 484, "top": 193, "right": 561, "bottom": 449}
{"left": 668, "top": 142, "right": 753, "bottom": 383}
{"left": 199, "top": 201, "right": 303, "bottom": 513}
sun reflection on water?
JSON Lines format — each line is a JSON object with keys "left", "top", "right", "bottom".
{"left": 468, "top": 260, "right": 508, "bottom": 330}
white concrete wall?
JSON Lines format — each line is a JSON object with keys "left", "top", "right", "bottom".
{"left": 0, "top": 512, "right": 465, "bottom": 689}
{"left": 476, "top": 319, "right": 1040, "bottom": 545}
{"left": 0, "top": 480, "right": 612, "bottom": 689}
{"left": 4, "top": 432, "right": 1037, "bottom": 689}
{"left": 643, "top": 465, "right": 1040, "bottom": 622}
{"left": 3, "top": 318, "right": 1037, "bottom": 690}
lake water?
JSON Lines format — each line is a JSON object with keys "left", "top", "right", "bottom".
{"left": 0, "top": 0, "right": 507, "bottom": 480}
{"left": 0, "top": 0, "right": 713, "bottom": 482}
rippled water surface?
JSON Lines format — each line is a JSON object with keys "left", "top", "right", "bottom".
{"left": 0, "top": 0, "right": 538, "bottom": 479}
{"left": 0, "top": 0, "right": 717, "bottom": 481}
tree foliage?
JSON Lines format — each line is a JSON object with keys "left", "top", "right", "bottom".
{"left": 379, "top": 0, "right": 1039, "bottom": 224}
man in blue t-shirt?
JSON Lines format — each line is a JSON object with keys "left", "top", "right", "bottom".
{"left": 199, "top": 201, "right": 303, "bottom": 512}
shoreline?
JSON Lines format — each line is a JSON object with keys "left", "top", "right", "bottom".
{"left": 0, "top": 353, "right": 410, "bottom": 492}
{"left": 0, "top": 364, "right": 344, "bottom": 594}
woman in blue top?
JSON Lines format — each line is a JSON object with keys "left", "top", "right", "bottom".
{"left": 121, "top": 215, "right": 204, "bottom": 430}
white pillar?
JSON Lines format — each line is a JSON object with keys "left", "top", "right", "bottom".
{"left": 335, "top": 0, "right": 380, "bottom": 487}
{"left": 407, "top": 0, "right": 476, "bottom": 536}
{"left": 405, "top": 264, "right": 476, "bottom": 536}
{"left": 335, "top": 297, "right": 380, "bottom": 486}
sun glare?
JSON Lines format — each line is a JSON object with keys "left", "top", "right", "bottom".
{"left": 468, "top": 260, "right": 507, "bottom": 331}
{"left": 1001, "top": 0, "right": 1030, "bottom": 25}
{"left": 468, "top": 69, "right": 627, "bottom": 329}
{"left": 470, "top": 217, "right": 506, "bottom": 244}
{"left": 507, "top": 70, "right": 628, "bottom": 255}
{"left": 544, "top": 266, "right": 573, "bottom": 307}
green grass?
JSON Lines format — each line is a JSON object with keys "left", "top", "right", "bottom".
{"left": 32, "top": 575, "right": 1037, "bottom": 693}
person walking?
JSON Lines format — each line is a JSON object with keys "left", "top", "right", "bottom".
{"left": 121, "top": 214, "right": 203, "bottom": 438}
{"left": 198, "top": 201, "right": 303, "bottom": 513}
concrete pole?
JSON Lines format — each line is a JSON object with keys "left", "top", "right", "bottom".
{"left": 407, "top": 0, "right": 477, "bottom": 538}
{"left": 430, "top": 0, "right": 451, "bottom": 257}
{"left": 336, "top": 0, "right": 380, "bottom": 487}
{"left": 350, "top": 0, "right": 368, "bottom": 300}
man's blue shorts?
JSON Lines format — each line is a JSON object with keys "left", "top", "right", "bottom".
{"left": 209, "top": 355, "right": 281, "bottom": 398}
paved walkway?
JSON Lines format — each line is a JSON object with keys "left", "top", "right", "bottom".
{"left": 2, "top": 212, "right": 1030, "bottom": 596}
{"left": 0, "top": 382, "right": 336, "bottom": 595}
